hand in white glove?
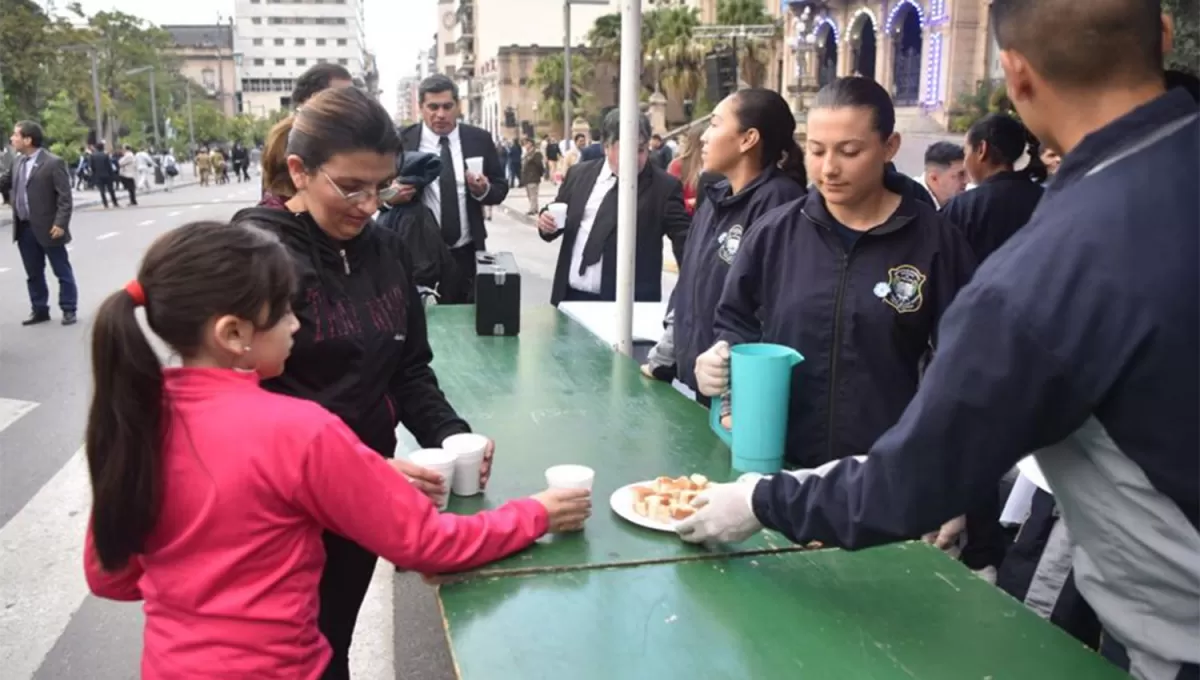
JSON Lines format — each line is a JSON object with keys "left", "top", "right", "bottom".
{"left": 675, "top": 481, "right": 763, "bottom": 545}
{"left": 695, "top": 341, "right": 731, "bottom": 397}
{"left": 922, "top": 515, "right": 966, "bottom": 559}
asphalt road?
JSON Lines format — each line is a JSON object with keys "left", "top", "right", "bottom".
{"left": 0, "top": 178, "right": 571, "bottom": 680}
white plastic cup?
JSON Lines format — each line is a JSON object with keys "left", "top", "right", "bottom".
{"left": 465, "top": 156, "right": 484, "bottom": 176}
{"left": 408, "top": 448, "right": 458, "bottom": 510}
{"left": 544, "top": 464, "right": 595, "bottom": 491}
{"left": 546, "top": 202, "right": 568, "bottom": 231}
{"left": 443, "top": 433, "right": 489, "bottom": 497}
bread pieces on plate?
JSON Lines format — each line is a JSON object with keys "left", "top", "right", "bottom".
{"left": 631, "top": 475, "right": 712, "bottom": 524}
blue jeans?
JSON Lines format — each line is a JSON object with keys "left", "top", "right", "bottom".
{"left": 16, "top": 223, "right": 77, "bottom": 313}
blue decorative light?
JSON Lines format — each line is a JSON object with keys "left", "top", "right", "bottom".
{"left": 848, "top": 7, "right": 879, "bottom": 37}
{"left": 885, "top": 0, "right": 926, "bottom": 33}
{"left": 808, "top": 16, "right": 839, "bottom": 43}
{"left": 923, "top": 32, "right": 943, "bottom": 106}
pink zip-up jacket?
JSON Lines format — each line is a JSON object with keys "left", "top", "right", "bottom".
{"left": 83, "top": 368, "right": 547, "bottom": 679}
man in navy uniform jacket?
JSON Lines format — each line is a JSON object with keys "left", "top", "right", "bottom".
{"left": 678, "top": 2, "right": 1199, "bottom": 678}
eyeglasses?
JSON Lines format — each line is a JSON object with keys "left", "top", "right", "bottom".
{"left": 321, "top": 171, "right": 386, "bottom": 206}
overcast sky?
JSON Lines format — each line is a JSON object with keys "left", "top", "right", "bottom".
{"left": 64, "top": 0, "right": 437, "bottom": 114}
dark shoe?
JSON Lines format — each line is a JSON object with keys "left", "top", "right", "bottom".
{"left": 62, "top": 311, "right": 78, "bottom": 326}
{"left": 22, "top": 311, "right": 51, "bottom": 326}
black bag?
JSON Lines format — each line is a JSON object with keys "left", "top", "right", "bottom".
{"left": 377, "top": 204, "right": 456, "bottom": 294}
{"left": 475, "top": 252, "right": 521, "bottom": 336}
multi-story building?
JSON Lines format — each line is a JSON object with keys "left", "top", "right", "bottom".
{"left": 163, "top": 23, "right": 241, "bottom": 118}
{"left": 234, "top": 0, "right": 370, "bottom": 116}
{"left": 396, "top": 76, "right": 419, "bottom": 124}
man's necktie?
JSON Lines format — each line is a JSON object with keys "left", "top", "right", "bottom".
{"left": 13, "top": 156, "right": 30, "bottom": 221}
{"left": 579, "top": 180, "right": 619, "bottom": 274}
{"left": 438, "top": 136, "right": 462, "bottom": 246}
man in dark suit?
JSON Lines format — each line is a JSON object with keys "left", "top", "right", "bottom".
{"left": 0, "top": 121, "right": 78, "bottom": 325}
{"left": 395, "top": 74, "right": 508, "bottom": 304}
{"left": 88, "top": 141, "right": 119, "bottom": 208}
{"left": 536, "top": 110, "right": 689, "bottom": 306}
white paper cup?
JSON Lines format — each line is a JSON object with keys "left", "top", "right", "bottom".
{"left": 443, "top": 433, "right": 489, "bottom": 496}
{"left": 409, "top": 448, "right": 457, "bottom": 510}
{"left": 546, "top": 202, "right": 568, "bottom": 231}
{"left": 465, "top": 156, "right": 484, "bottom": 176}
{"left": 544, "top": 464, "right": 595, "bottom": 491}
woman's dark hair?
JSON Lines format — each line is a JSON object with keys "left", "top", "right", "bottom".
{"left": 730, "top": 88, "right": 806, "bottom": 186}
{"left": 966, "top": 113, "right": 1047, "bottom": 184}
{"left": 813, "top": 77, "right": 896, "bottom": 141}
{"left": 263, "top": 86, "right": 402, "bottom": 198}
{"left": 86, "top": 221, "right": 297, "bottom": 571}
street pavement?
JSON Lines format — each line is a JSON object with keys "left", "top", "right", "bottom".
{"left": 0, "top": 163, "right": 199, "bottom": 228}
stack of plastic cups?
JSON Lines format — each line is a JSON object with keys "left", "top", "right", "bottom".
{"left": 408, "top": 448, "right": 457, "bottom": 510}
{"left": 443, "top": 433, "right": 489, "bottom": 497}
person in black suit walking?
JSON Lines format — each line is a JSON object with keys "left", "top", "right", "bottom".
{"left": 0, "top": 121, "right": 78, "bottom": 325}
{"left": 535, "top": 110, "right": 690, "bottom": 306}
{"left": 88, "top": 141, "right": 119, "bottom": 208}
{"left": 394, "top": 74, "right": 509, "bottom": 304}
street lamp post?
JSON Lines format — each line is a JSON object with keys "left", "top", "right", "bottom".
{"left": 563, "top": 0, "right": 608, "bottom": 142}
{"left": 184, "top": 84, "right": 196, "bottom": 153}
{"left": 126, "top": 66, "right": 161, "bottom": 151}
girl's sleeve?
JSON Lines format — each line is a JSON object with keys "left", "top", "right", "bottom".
{"left": 287, "top": 416, "right": 548, "bottom": 574}
{"left": 83, "top": 523, "right": 144, "bottom": 601}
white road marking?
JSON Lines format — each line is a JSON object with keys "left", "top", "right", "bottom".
{"left": 138, "top": 219, "right": 155, "bottom": 226}
{"left": 0, "top": 447, "right": 92, "bottom": 678}
{"left": 0, "top": 398, "right": 38, "bottom": 433}
{"left": 349, "top": 558, "right": 395, "bottom": 680}
{"left": 0, "top": 267, "right": 9, "bottom": 274}
{"left": 95, "top": 232, "right": 119, "bottom": 240}
{"left": 167, "top": 210, "right": 182, "bottom": 217}
{"left": 226, "top": 194, "right": 237, "bottom": 199}
{"left": 191, "top": 205, "right": 203, "bottom": 210}
{"left": 210, "top": 198, "right": 222, "bottom": 203}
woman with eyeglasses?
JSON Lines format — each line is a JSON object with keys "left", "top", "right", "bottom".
{"left": 232, "top": 87, "right": 494, "bottom": 680}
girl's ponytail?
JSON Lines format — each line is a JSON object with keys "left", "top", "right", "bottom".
{"left": 779, "top": 137, "right": 808, "bottom": 188}
{"left": 262, "top": 115, "right": 297, "bottom": 198}
{"left": 86, "top": 287, "right": 165, "bottom": 571}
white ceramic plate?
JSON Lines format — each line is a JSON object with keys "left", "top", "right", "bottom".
{"left": 609, "top": 480, "right": 680, "bottom": 533}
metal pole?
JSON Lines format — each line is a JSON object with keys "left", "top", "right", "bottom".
{"left": 89, "top": 50, "right": 103, "bottom": 147}
{"left": 614, "top": 0, "right": 641, "bottom": 357}
{"left": 563, "top": 1, "right": 571, "bottom": 142}
{"left": 185, "top": 85, "right": 195, "bottom": 153}
{"left": 149, "top": 69, "right": 161, "bottom": 151}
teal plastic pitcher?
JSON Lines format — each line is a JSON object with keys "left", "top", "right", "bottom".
{"left": 710, "top": 343, "right": 804, "bottom": 474}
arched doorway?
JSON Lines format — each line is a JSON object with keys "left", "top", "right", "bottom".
{"left": 890, "top": 2, "right": 923, "bottom": 106}
{"left": 816, "top": 23, "right": 839, "bottom": 88}
{"left": 850, "top": 13, "right": 877, "bottom": 80}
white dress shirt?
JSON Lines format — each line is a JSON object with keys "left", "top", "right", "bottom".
{"left": 913, "top": 173, "right": 942, "bottom": 210}
{"left": 418, "top": 123, "right": 472, "bottom": 249}
{"left": 568, "top": 162, "right": 617, "bottom": 294}
{"left": 15, "top": 148, "right": 42, "bottom": 220}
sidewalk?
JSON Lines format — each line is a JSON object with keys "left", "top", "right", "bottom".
{"left": 497, "top": 180, "right": 679, "bottom": 274}
{"left": 0, "top": 162, "right": 200, "bottom": 227}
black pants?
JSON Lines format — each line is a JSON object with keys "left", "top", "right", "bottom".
{"left": 317, "top": 532, "right": 379, "bottom": 680}
{"left": 96, "top": 179, "right": 119, "bottom": 207}
{"left": 120, "top": 177, "right": 137, "bottom": 204}
{"left": 442, "top": 245, "right": 478, "bottom": 305}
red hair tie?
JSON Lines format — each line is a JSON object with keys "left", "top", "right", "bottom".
{"left": 124, "top": 280, "right": 146, "bottom": 306}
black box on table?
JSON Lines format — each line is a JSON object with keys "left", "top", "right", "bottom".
{"left": 474, "top": 252, "right": 521, "bottom": 336}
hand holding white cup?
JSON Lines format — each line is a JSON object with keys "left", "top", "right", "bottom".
{"left": 407, "top": 448, "right": 457, "bottom": 510}
{"left": 443, "top": 433, "right": 490, "bottom": 496}
{"left": 465, "top": 156, "right": 484, "bottom": 176}
{"left": 546, "top": 202, "right": 568, "bottom": 232}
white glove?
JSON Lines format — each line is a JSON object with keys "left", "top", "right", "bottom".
{"left": 675, "top": 482, "right": 763, "bottom": 545}
{"left": 695, "top": 341, "right": 731, "bottom": 397}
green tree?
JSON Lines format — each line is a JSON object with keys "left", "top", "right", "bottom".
{"left": 530, "top": 53, "right": 594, "bottom": 137}
{"left": 0, "top": 0, "right": 58, "bottom": 115}
{"left": 715, "top": 0, "right": 780, "bottom": 88}
{"left": 1165, "top": 0, "right": 1199, "bottom": 75}
{"left": 42, "top": 90, "right": 88, "bottom": 163}
{"left": 647, "top": 6, "right": 705, "bottom": 106}
{"left": 587, "top": 13, "right": 622, "bottom": 65}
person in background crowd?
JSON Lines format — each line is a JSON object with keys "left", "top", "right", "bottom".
{"left": 943, "top": 113, "right": 1047, "bottom": 263}
{"left": 195, "top": 147, "right": 211, "bottom": 187}
{"left": 648, "top": 89, "right": 807, "bottom": 388}
{"left": 397, "top": 74, "right": 510, "bottom": 304}
{"left": 519, "top": 138, "right": 544, "bottom": 215}
{"left": 0, "top": 142, "right": 14, "bottom": 205}
{"left": 696, "top": 77, "right": 977, "bottom": 556}
{"left": 291, "top": 63, "right": 354, "bottom": 109}
{"left": 75, "top": 147, "right": 91, "bottom": 191}
{"left": 82, "top": 221, "right": 591, "bottom": 679}
{"left": 118, "top": 146, "right": 139, "bottom": 205}
{"left": 563, "top": 132, "right": 587, "bottom": 171}
{"left": 161, "top": 149, "right": 178, "bottom": 192}
{"left": 0, "top": 120, "right": 78, "bottom": 326}
{"left": 89, "top": 142, "right": 119, "bottom": 207}
{"left": 507, "top": 138, "right": 522, "bottom": 187}
{"left": 136, "top": 147, "right": 154, "bottom": 191}
{"left": 680, "top": 1, "right": 1198, "bottom": 676}
{"left": 213, "top": 147, "right": 229, "bottom": 185}
{"left": 1039, "top": 146, "right": 1062, "bottom": 176}
{"left": 579, "top": 129, "right": 604, "bottom": 162}
{"left": 914, "top": 141, "right": 968, "bottom": 209}
{"left": 233, "top": 86, "right": 508, "bottom": 680}
{"left": 666, "top": 126, "right": 705, "bottom": 216}
{"left": 537, "top": 110, "right": 690, "bottom": 306}
{"left": 231, "top": 142, "right": 250, "bottom": 182}
{"left": 649, "top": 133, "right": 673, "bottom": 171}
{"left": 544, "top": 134, "right": 561, "bottom": 182}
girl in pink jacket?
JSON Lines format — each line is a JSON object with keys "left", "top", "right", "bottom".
{"left": 83, "top": 221, "right": 591, "bottom": 679}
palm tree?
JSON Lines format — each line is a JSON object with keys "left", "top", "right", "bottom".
{"left": 587, "top": 13, "right": 622, "bottom": 65}
{"left": 529, "top": 53, "right": 594, "bottom": 136}
{"left": 715, "top": 0, "right": 781, "bottom": 88}
{"left": 647, "top": 7, "right": 706, "bottom": 105}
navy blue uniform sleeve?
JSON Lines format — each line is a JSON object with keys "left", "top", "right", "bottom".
{"left": 661, "top": 178, "right": 691, "bottom": 266}
{"left": 750, "top": 281, "right": 1096, "bottom": 548}
{"left": 713, "top": 215, "right": 773, "bottom": 346}
{"left": 929, "top": 221, "right": 977, "bottom": 347}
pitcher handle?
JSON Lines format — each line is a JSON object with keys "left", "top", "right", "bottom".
{"left": 709, "top": 392, "right": 732, "bottom": 446}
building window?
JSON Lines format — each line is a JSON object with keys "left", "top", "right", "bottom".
{"left": 316, "top": 38, "right": 326, "bottom": 45}
{"left": 338, "top": 58, "right": 348, "bottom": 65}
{"left": 295, "top": 38, "right": 306, "bottom": 46}
{"left": 274, "top": 38, "right": 284, "bottom": 46}
{"left": 252, "top": 38, "right": 263, "bottom": 46}
{"left": 201, "top": 68, "right": 216, "bottom": 89}
{"left": 254, "top": 58, "right": 265, "bottom": 66}
{"left": 297, "top": 58, "right": 307, "bottom": 66}
{"left": 275, "top": 58, "right": 285, "bottom": 66}
{"left": 252, "top": 17, "right": 261, "bottom": 24}
{"left": 445, "top": 43, "right": 457, "bottom": 56}
{"left": 337, "top": 38, "right": 347, "bottom": 46}
{"left": 317, "top": 57, "right": 327, "bottom": 63}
